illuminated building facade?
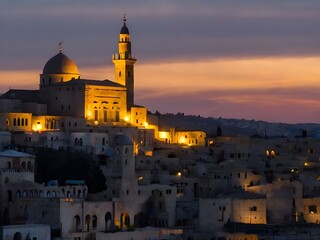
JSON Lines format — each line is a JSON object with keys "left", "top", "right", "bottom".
{"left": 0, "top": 17, "right": 146, "bottom": 131}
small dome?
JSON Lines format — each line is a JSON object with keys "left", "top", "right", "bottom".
{"left": 114, "top": 134, "right": 133, "bottom": 145}
{"left": 43, "top": 52, "right": 79, "bottom": 74}
{"left": 120, "top": 23, "right": 129, "bottom": 34}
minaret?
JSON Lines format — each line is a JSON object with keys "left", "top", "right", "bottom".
{"left": 112, "top": 14, "right": 137, "bottom": 110}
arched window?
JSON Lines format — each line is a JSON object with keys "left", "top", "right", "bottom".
{"left": 22, "top": 190, "right": 28, "bottom": 198}
{"left": 21, "top": 162, "right": 26, "bottom": 170}
{"left": 119, "top": 71, "right": 121, "bottom": 77}
{"left": 27, "top": 161, "right": 32, "bottom": 171}
{"left": 29, "top": 190, "right": 33, "bottom": 198}
{"left": 105, "top": 212, "right": 113, "bottom": 232}
{"left": 6, "top": 161, "right": 11, "bottom": 168}
{"left": 85, "top": 215, "right": 91, "bottom": 231}
{"left": 102, "top": 138, "right": 105, "bottom": 146}
{"left": 21, "top": 118, "right": 24, "bottom": 126}
{"left": 52, "top": 191, "right": 56, "bottom": 198}
{"left": 79, "top": 138, "right": 83, "bottom": 146}
{"left": 39, "top": 190, "right": 43, "bottom": 198}
{"left": 92, "top": 215, "right": 97, "bottom": 229}
{"left": 25, "top": 118, "right": 28, "bottom": 126}
{"left": 17, "top": 118, "right": 20, "bottom": 126}
{"left": 13, "top": 118, "right": 16, "bottom": 126}
{"left": 13, "top": 232, "right": 22, "bottom": 240}
{"left": 75, "top": 138, "right": 78, "bottom": 146}
{"left": 120, "top": 212, "right": 130, "bottom": 230}
{"left": 73, "top": 215, "right": 81, "bottom": 232}
{"left": 77, "top": 190, "right": 81, "bottom": 198}
{"left": 46, "top": 191, "right": 51, "bottom": 198}
{"left": 15, "top": 190, "right": 21, "bottom": 198}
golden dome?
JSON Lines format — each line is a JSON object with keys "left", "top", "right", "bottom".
{"left": 43, "top": 52, "right": 79, "bottom": 74}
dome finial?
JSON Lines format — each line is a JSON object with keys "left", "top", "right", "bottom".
{"left": 59, "top": 41, "right": 63, "bottom": 53}
{"left": 123, "top": 13, "right": 127, "bottom": 23}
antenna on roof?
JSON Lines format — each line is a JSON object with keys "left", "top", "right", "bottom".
{"left": 59, "top": 41, "right": 63, "bottom": 53}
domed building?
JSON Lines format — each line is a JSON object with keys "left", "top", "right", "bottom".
{"left": 0, "top": 17, "right": 148, "bottom": 132}
{"left": 40, "top": 50, "right": 80, "bottom": 86}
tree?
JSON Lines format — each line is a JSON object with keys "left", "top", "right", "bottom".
{"left": 217, "top": 125, "right": 222, "bottom": 137}
{"left": 35, "top": 148, "right": 106, "bottom": 193}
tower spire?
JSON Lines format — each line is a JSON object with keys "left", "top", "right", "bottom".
{"left": 113, "top": 16, "right": 136, "bottom": 110}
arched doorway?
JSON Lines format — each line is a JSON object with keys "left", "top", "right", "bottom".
{"left": 13, "top": 232, "right": 22, "bottom": 240}
{"left": 104, "top": 212, "right": 113, "bottom": 232}
{"left": 73, "top": 215, "right": 81, "bottom": 232}
{"left": 92, "top": 215, "right": 97, "bottom": 229}
{"left": 120, "top": 212, "right": 130, "bottom": 230}
{"left": 85, "top": 215, "right": 91, "bottom": 232}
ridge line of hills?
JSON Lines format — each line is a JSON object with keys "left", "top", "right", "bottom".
{"left": 154, "top": 112, "right": 320, "bottom": 137}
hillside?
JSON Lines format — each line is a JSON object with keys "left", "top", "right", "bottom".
{"left": 154, "top": 112, "right": 320, "bottom": 137}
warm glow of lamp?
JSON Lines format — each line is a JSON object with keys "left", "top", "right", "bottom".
{"left": 87, "top": 111, "right": 92, "bottom": 117}
{"left": 179, "top": 137, "right": 185, "bottom": 144}
{"left": 138, "top": 176, "right": 143, "bottom": 181}
{"left": 65, "top": 197, "right": 73, "bottom": 202}
{"left": 266, "top": 150, "right": 270, "bottom": 157}
{"left": 32, "top": 122, "right": 42, "bottom": 132}
{"left": 144, "top": 150, "right": 153, "bottom": 156}
{"left": 124, "top": 116, "right": 130, "bottom": 122}
{"left": 304, "top": 162, "right": 310, "bottom": 167}
{"left": 159, "top": 132, "right": 169, "bottom": 139}
{"left": 144, "top": 122, "right": 148, "bottom": 128}
{"left": 177, "top": 172, "right": 182, "bottom": 178}
{"left": 94, "top": 121, "right": 98, "bottom": 125}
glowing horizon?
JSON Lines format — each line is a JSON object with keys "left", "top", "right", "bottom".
{"left": 1, "top": 56, "right": 319, "bottom": 124}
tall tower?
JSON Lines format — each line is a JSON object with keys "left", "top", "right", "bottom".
{"left": 112, "top": 15, "right": 137, "bottom": 110}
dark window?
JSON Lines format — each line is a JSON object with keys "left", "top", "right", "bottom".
{"left": 94, "top": 110, "right": 98, "bottom": 121}
{"left": 309, "top": 205, "right": 317, "bottom": 213}
{"left": 116, "top": 111, "right": 120, "bottom": 122}
{"left": 249, "top": 206, "right": 257, "bottom": 211}
{"left": 104, "top": 111, "right": 107, "bottom": 122}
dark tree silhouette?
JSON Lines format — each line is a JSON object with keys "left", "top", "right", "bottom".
{"left": 35, "top": 148, "right": 106, "bottom": 193}
{"left": 217, "top": 125, "right": 222, "bottom": 137}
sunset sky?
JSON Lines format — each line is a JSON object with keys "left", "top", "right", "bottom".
{"left": 0, "top": 1, "right": 319, "bottom": 124}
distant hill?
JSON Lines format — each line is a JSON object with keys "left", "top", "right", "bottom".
{"left": 153, "top": 112, "right": 320, "bottom": 137}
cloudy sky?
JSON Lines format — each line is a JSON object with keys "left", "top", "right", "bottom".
{"left": 0, "top": 0, "right": 319, "bottom": 123}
